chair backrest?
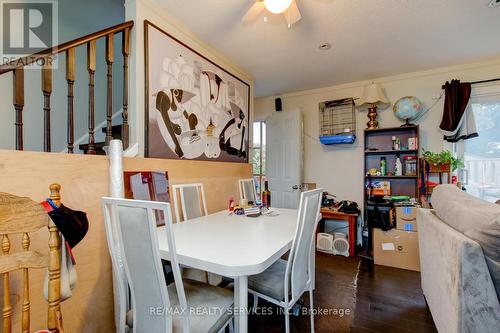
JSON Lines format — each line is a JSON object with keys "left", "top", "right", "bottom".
{"left": 285, "top": 188, "right": 323, "bottom": 302}
{"left": 101, "top": 198, "right": 129, "bottom": 333}
{"left": 239, "top": 178, "right": 258, "bottom": 203}
{"left": 0, "top": 184, "right": 64, "bottom": 333}
{"left": 101, "top": 198, "right": 188, "bottom": 333}
{"left": 171, "top": 183, "right": 208, "bottom": 222}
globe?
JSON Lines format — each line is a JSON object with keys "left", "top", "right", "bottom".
{"left": 393, "top": 96, "right": 425, "bottom": 126}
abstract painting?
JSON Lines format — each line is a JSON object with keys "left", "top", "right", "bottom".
{"left": 145, "top": 21, "right": 250, "bottom": 162}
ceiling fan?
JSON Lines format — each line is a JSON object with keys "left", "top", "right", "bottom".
{"left": 243, "top": 0, "right": 302, "bottom": 27}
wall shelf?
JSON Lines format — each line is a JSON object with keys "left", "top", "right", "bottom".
{"left": 364, "top": 149, "right": 418, "bottom": 156}
{"left": 365, "top": 175, "right": 418, "bottom": 179}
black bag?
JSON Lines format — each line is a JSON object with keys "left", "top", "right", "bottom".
{"left": 337, "top": 200, "right": 360, "bottom": 214}
{"left": 366, "top": 197, "right": 394, "bottom": 231}
{"left": 48, "top": 204, "right": 89, "bottom": 248}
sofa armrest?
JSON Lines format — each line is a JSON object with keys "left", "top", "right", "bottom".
{"left": 417, "top": 208, "right": 500, "bottom": 333}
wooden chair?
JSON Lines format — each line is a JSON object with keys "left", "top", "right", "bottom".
{"left": 0, "top": 184, "right": 64, "bottom": 333}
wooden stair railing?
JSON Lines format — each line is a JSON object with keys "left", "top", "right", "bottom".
{"left": 0, "top": 21, "right": 134, "bottom": 153}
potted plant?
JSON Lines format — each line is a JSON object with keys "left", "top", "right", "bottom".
{"left": 422, "top": 149, "right": 464, "bottom": 172}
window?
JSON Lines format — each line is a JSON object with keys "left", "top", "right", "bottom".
{"left": 251, "top": 121, "right": 266, "bottom": 201}
{"left": 457, "top": 85, "right": 500, "bottom": 203}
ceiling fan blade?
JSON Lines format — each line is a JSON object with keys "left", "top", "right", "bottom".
{"left": 285, "top": 0, "right": 302, "bottom": 26}
{"left": 242, "top": 1, "right": 265, "bottom": 23}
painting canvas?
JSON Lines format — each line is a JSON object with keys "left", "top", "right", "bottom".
{"left": 124, "top": 171, "right": 170, "bottom": 225}
{"left": 145, "top": 21, "right": 250, "bottom": 162}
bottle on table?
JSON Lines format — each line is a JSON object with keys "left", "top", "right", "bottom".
{"left": 262, "top": 181, "right": 271, "bottom": 208}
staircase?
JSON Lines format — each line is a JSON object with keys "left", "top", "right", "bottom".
{"left": 79, "top": 125, "right": 123, "bottom": 155}
{"left": 0, "top": 21, "right": 134, "bottom": 154}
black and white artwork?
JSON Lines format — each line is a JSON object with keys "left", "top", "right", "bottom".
{"left": 145, "top": 21, "right": 250, "bottom": 162}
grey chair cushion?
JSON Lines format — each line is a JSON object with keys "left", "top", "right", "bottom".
{"left": 432, "top": 184, "right": 500, "bottom": 300}
{"left": 248, "top": 259, "right": 287, "bottom": 301}
{"left": 127, "top": 279, "right": 233, "bottom": 333}
{"left": 171, "top": 279, "right": 233, "bottom": 333}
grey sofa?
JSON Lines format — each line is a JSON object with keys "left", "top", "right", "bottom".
{"left": 417, "top": 185, "right": 500, "bottom": 333}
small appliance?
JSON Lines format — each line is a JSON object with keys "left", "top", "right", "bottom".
{"left": 332, "top": 232, "right": 350, "bottom": 257}
{"left": 316, "top": 233, "right": 333, "bottom": 253}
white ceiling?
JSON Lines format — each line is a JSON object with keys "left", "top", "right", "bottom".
{"left": 152, "top": 0, "right": 500, "bottom": 97}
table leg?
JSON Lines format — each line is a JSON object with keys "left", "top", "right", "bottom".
{"left": 234, "top": 277, "right": 239, "bottom": 330}
{"left": 349, "top": 216, "right": 356, "bottom": 257}
{"left": 235, "top": 276, "right": 248, "bottom": 333}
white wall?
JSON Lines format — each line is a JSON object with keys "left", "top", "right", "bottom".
{"left": 0, "top": 0, "right": 125, "bottom": 152}
{"left": 124, "top": 0, "right": 254, "bottom": 156}
{"left": 255, "top": 59, "right": 500, "bottom": 205}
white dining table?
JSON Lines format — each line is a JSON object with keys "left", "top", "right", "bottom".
{"left": 156, "top": 208, "right": 299, "bottom": 333}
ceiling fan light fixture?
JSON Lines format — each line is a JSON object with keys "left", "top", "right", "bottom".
{"left": 264, "top": 0, "right": 293, "bottom": 14}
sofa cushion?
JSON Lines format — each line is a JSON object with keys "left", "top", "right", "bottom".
{"left": 432, "top": 185, "right": 500, "bottom": 300}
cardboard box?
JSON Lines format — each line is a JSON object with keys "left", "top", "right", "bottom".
{"left": 373, "top": 228, "right": 420, "bottom": 271}
{"left": 370, "top": 181, "right": 391, "bottom": 196}
{"left": 408, "top": 137, "right": 418, "bottom": 150}
{"left": 396, "top": 206, "right": 418, "bottom": 231}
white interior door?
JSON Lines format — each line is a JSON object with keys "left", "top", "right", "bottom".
{"left": 266, "top": 109, "right": 303, "bottom": 208}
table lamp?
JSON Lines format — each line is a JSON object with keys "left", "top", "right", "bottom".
{"left": 357, "top": 82, "right": 390, "bottom": 129}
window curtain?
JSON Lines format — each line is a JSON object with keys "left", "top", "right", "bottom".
{"left": 440, "top": 79, "right": 478, "bottom": 142}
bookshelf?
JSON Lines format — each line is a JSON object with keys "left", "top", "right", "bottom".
{"left": 364, "top": 125, "right": 420, "bottom": 199}
{"left": 362, "top": 125, "right": 420, "bottom": 258}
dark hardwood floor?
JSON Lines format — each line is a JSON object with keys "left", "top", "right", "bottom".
{"left": 352, "top": 258, "right": 437, "bottom": 333}
{"left": 249, "top": 254, "right": 437, "bottom": 333}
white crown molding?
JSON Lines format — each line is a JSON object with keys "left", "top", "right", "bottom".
{"left": 260, "top": 58, "right": 500, "bottom": 100}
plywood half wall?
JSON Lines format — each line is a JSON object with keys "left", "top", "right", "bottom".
{"left": 0, "top": 149, "right": 252, "bottom": 332}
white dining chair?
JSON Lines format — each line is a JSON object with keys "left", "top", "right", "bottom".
{"left": 102, "top": 197, "right": 131, "bottom": 333}
{"left": 102, "top": 197, "right": 234, "bottom": 333}
{"left": 238, "top": 178, "right": 258, "bottom": 204}
{"left": 248, "top": 188, "right": 323, "bottom": 333}
{"left": 171, "top": 183, "right": 212, "bottom": 283}
{"left": 171, "top": 183, "right": 208, "bottom": 222}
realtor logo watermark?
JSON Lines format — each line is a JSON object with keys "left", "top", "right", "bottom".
{"left": 1, "top": 0, "right": 58, "bottom": 68}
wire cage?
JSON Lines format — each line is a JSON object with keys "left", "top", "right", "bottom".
{"left": 319, "top": 98, "right": 356, "bottom": 145}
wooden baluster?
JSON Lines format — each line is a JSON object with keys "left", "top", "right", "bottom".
{"left": 2, "top": 234, "right": 12, "bottom": 333}
{"left": 87, "top": 40, "right": 96, "bottom": 154}
{"left": 105, "top": 34, "right": 114, "bottom": 146}
{"left": 42, "top": 60, "right": 52, "bottom": 152}
{"left": 66, "top": 48, "right": 76, "bottom": 153}
{"left": 22, "top": 233, "right": 30, "bottom": 333}
{"left": 47, "top": 184, "right": 62, "bottom": 332}
{"left": 121, "top": 27, "right": 130, "bottom": 149}
{"left": 13, "top": 68, "right": 24, "bottom": 150}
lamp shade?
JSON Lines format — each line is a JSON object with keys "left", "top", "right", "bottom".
{"left": 357, "top": 82, "right": 390, "bottom": 108}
